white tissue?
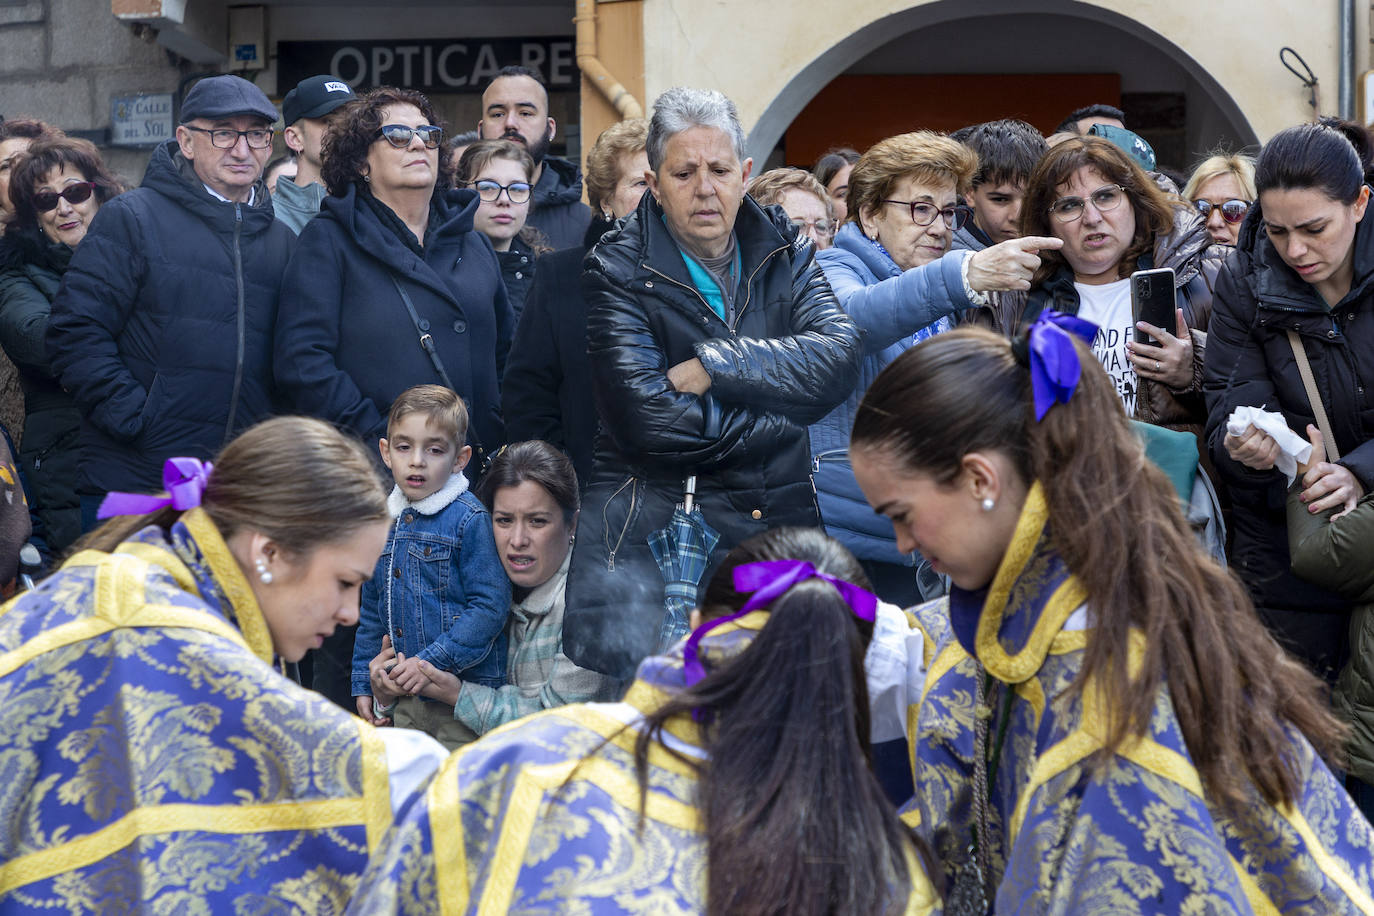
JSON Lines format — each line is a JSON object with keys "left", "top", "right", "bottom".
{"left": 1225, "top": 406, "right": 1313, "bottom": 484}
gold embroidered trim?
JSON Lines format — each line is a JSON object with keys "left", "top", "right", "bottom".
{"left": 1229, "top": 854, "right": 1282, "bottom": 916}
{"left": 0, "top": 798, "right": 372, "bottom": 896}
{"left": 182, "top": 508, "right": 273, "bottom": 664}
{"left": 431, "top": 751, "right": 468, "bottom": 916}
{"left": 113, "top": 542, "right": 201, "bottom": 595}
{"left": 974, "top": 482, "right": 1088, "bottom": 684}
{"left": 356, "top": 717, "right": 391, "bottom": 855}
{"left": 1279, "top": 802, "right": 1374, "bottom": 911}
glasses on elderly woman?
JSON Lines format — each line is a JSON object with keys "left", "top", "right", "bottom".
{"left": 1193, "top": 198, "right": 1250, "bottom": 224}
{"left": 375, "top": 124, "right": 445, "bottom": 149}
{"left": 881, "top": 199, "right": 972, "bottom": 230}
{"left": 789, "top": 217, "right": 836, "bottom": 239}
{"left": 32, "top": 182, "right": 96, "bottom": 212}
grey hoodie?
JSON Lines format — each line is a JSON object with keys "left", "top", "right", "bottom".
{"left": 273, "top": 175, "right": 328, "bottom": 235}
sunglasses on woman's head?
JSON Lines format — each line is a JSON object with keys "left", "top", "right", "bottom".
{"left": 1193, "top": 198, "right": 1250, "bottom": 224}
{"left": 375, "top": 124, "right": 444, "bottom": 149}
{"left": 33, "top": 182, "right": 96, "bottom": 212}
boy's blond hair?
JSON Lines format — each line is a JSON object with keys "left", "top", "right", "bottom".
{"left": 386, "top": 385, "right": 468, "bottom": 448}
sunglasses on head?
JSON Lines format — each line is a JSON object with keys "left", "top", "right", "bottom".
{"left": 1193, "top": 198, "right": 1249, "bottom": 224}
{"left": 33, "top": 182, "right": 96, "bottom": 212}
{"left": 375, "top": 124, "right": 444, "bottom": 149}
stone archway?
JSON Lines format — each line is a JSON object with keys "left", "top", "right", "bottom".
{"left": 745, "top": 0, "right": 1260, "bottom": 164}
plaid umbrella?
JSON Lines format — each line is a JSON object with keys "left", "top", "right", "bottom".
{"left": 648, "top": 476, "right": 721, "bottom": 653}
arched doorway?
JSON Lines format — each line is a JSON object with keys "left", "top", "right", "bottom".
{"left": 749, "top": 0, "right": 1258, "bottom": 173}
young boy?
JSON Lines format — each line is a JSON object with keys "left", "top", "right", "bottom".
{"left": 352, "top": 385, "right": 511, "bottom": 750}
{"left": 950, "top": 118, "right": 1049, "bottom": 251}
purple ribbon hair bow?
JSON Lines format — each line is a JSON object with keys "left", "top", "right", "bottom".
{"left": 1027, "top": 309, "right": 1099, "bottom": 421}
{"left": 97, "top": 457, "right": 214, "bottom": 519}
{"left": 682, "top": 559, "right": 879, "bottom": 688}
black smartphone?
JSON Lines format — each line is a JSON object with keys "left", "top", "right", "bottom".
{"left": 1130, "top": 267, "right": 1177, "bottom": 345}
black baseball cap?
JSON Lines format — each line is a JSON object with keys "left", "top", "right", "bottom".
{"left": 283, "top": 75, "right": 356, "bottom": 126}
{"left": 181, "top": 75, "right": 278, "bottom": 124}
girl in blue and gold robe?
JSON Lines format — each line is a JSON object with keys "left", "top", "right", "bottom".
{"left": 348, "top": 527, "right": 940, "bottom": 915}
{"left": 0, "top": 418, "right": 447, "bottom": 913}
{"left": 850, "top": 325, "right": 1374, "bottom": 914}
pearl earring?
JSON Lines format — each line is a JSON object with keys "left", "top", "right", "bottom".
{"left": 981, "top": 497, "right": 995, "bottom": 512}
{"left": 255, "top": 558, "right": 273, "bottom": 584}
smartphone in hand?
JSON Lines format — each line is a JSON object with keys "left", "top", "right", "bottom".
{"left": 1130, "top": 267, "right": 1177, "bottom": 345}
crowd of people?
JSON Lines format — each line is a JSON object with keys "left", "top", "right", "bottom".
{"left": 0, "top": 61, "right": 1373, "bottom": 913}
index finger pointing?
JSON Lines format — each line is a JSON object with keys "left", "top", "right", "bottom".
{"left": 1017, "top": 236, "right": 1064, "bottom": 252}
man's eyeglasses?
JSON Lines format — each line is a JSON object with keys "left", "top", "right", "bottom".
{"left": 33, "top": 182, "right": 96, "bottom": 212}
{"left": 183, "top": 126, "right": 275, "bottom": 150}
{"left": 375, "top": 124, "right": 444, "bottom": 149}
{"left": 1193, "top": 198, "right": 1250, "bottom": 224}
{"left": 789, "top": 218, "right": 835, "bottom": 239}
{"left": 881, "top": 199, "right": 972, "bottom": 230}
{"left": 1049, "top": 184, "right": 1127, "bottom": 223}
{"left": 471, "top": 179, "right": 532, "bottom": 204}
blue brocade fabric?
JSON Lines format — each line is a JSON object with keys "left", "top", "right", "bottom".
{"left": 346, "top": 611, "right": 940, "bottom": 915}
{"left": 0, "top": 508, "right": 394, "bottom": 913}
{"left": 906, "top": 482, "right": 1374, "bottom": 914}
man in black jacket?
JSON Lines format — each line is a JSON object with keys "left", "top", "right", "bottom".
{"left": 48, "top": 75, "right": 294, "bottom": 527}
{"left": 561, "top": 87, "right": 862, "bottom": 681}
{"left": 476, "top": 65, "right": 591, "bottom": 250}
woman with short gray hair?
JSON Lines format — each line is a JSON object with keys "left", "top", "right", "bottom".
{"left": 560, "top": 87, "right": 863, "bottom": 681}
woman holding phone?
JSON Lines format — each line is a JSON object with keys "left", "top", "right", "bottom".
{"left": 999, "top": 136, "right": 1228, "bottom": 436}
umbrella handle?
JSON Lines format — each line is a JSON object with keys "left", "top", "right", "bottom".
{"left": 683, "top": 475, "right": 697, "bottom": 514}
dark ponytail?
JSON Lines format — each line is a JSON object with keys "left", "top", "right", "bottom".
{"left": 633, "top": 527, "right": 923, "bottom": 915}
{"left": 850, "top": 327, "right": 1346, "bottom": 810}
{"left": 1256, "top": 117, "right": 1373, "bottom": 203}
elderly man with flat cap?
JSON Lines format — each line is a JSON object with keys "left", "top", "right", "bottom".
{"left": 275, "top": 73, "right": 355, "bottom": 234}
{"left": 49, "top": 74, "right": 297, "bottom": 529}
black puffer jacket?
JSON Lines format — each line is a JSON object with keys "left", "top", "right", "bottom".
{"left": 561, "top": 193, "right": 862, "bottom": 678}
{"left": 0, "top": 227, "right": 80, "bottom": 552}
{"left": 528, "top": 156, "right": 592, "bottom": 251}
{"left": 47, "top": 140, "right": 293, "bottom": 496}
{"left": 1203, "top": 198, "right": 1374, "bottom": 679}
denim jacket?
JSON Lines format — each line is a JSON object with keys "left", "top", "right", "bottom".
{"left": 352, "top": 473, "right": 511, "bottom": 697}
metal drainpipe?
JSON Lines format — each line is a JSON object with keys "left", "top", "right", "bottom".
{"left": 1339, "top": 0, "right": 1355, "bottom": 119}
{"left": 574, "top": 0, "right": 645, "bottom": 120}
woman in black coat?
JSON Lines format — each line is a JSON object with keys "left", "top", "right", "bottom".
{"left": 501, "top": 118, "right": 650, "bottom": 487}
{"left": 0, "top": 136, "right": 123, "bottom": 554}
{"left": 1204, "top": 118, "right": 1374, "bottom": 684}
{"left": 274, "top": 87, "right": 511, "bottom": 710}
{"left": 275, "top": 87, "right": 512, "bottom": 459}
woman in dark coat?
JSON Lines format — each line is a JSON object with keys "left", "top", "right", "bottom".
{"left": 0, "top": 136, "right": 123, "bottom": 554}
{"left": 1204, "top": 118, "right": 1374, "bottom": 685}
{"left": 560, "top": 88, "right": 861, "bottom": 681}
{"left": 274, "top": 87, "right": 512, "bottom": 709}
{"left": 275, "top": 87, "right": 512, "bottom": 460}
{"left": 501, "top": 117, "right": 650, "bottom": 487}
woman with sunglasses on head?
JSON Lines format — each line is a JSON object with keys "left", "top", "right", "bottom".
{"left": 1203, "top": 119, "right": 1374, "bottom": 693}
{"left": 1001, "top": 136, "right": 1227, "bottom": 443}
{"left": 0, "top": 136, "right": 123, "bottom": 554}
{"left": 457, "top": 139, "right": 550, "bottom": 324}
{"left": 274, "top": 87, "right": 512, "bottom": 710}
{"left": 348, "top": 525, "right": 939, "bottom": 914}
{"left": 811, "top": 130, "right": 1061, "bottom": 611}
{"left": 1183, "top": 151, "right": 1257, "bottom": 246}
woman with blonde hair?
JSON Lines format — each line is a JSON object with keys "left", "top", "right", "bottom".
{"left": 1183, "top": 151, "right": 1257, "bottom": 246}
{"left": 0, "top": 416, "right": 447, "bottom": 911}
{"left": 747, "top": 167, "right": 835, "bottom": 249}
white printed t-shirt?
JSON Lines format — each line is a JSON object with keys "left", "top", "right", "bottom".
{"left": 1074, "top": 278, "right": 1137, "bottom": 414}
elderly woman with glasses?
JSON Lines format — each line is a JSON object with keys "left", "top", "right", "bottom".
{"left": 1183, "top": 151, "right": 1257, "bottom": 246}
{"left": 274, "top": 86, "right": 513, "bottom": 709}
{"left": 1000, "top": 136, "right": 1227, "bottom": 439}
{"left": 0, "top": 136, "right": 124, "bottom": 554}
{"left": 810, "top": 130, "right": 1059, "bottom": 609}
{"left": 746, "top": 167, "right": 837, "bottom": 250}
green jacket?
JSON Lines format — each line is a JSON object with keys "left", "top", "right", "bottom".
{"left": 1287, "top": 485, "right": 1374, "bottom": 783}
